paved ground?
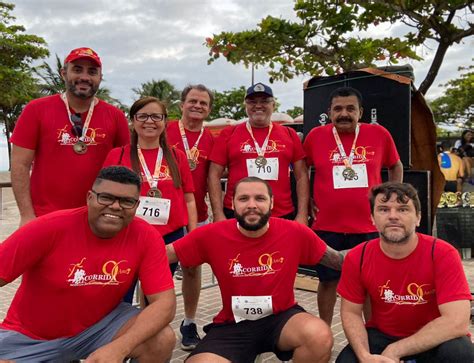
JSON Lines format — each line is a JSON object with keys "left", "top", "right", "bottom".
{"left": 0, "top": 174, "right": 472, "bottom": 362}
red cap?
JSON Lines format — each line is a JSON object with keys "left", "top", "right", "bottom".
{"left": 64, "top": 47, "right": 102, "bottom": 67}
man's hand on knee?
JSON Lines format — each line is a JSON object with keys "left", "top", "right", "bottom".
{"left": 85, "top": 341, "right": 127, "bottom": 363}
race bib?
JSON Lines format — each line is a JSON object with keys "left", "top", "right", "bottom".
{"left": 232, "top": 296, "right": 273, "bottom": 323}
{"left": 333, "top": 163, "right": 368, "bottom": 189}
{"left": 136, "top": 196, "right": 171, "bottom": 225}
{"left": 246, "top": 157, "right": 279, "bottom": 180}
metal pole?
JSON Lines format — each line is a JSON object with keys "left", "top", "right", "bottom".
{"left": 251, "top": 63, "right": 254, "bottom": 85}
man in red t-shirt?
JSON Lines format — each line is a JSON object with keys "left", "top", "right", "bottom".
{"left": 336, "top": 182, "right": 472, "bottom": 362}
{"left": 166, "top": 84, "right": 215, "bottom": 350}
{"left": 0, "top": 166, "right": 175, "bottom": 362}
{"left": 11, "top": 47, "right": 130, "bottom": 226}
{"left": 208, "top": 82, "right": 309, "bottom": 225}
{"left": 303, "top": 86, "right": 404, "bottom": 325}
{"left": 167, "top": 177, "right": 345, "bottom": 363}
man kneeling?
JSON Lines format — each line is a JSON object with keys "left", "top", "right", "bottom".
{"left": 0, "top": 166, "right": 176, "bottom": 362}
{"left": 337, "top": 182, "right": 473, "bottom": 362}
{"left": 167, "top": 177, "right": 345, "bottom": 363}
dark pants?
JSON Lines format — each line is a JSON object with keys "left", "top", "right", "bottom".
{"left": 336, "top": 327, "right": 474, "bottom": 362}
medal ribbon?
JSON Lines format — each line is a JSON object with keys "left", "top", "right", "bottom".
{"left": 137, "top": 147, "right": 163, "bottom": 190}
{"left": 178, "top": 120, "right": 204, "bottom": 161}
{"left": 332, "top": 123, "right": 360, "bottom": 168}
{"left": 61, "top": 93, "right": 96, "bottom": 142}
{"left": 246, "top": 121, "right": 273, "bottom": 157}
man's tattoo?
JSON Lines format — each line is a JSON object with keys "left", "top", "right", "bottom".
{"left": 319, "top": 246, "right": 346, "bottom": 270}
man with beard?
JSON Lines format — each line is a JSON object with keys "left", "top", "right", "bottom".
{"left": 166, "top": 176, "right": 344, "bottom": 363}
{"left": 167, "top": 84, "right": 215, "bottom": 351}
{"left": 303, "top": 86, "right": 403, "bottom": 326}
{"left": 11, "top": 47, "right": 129, "bottom": 226}
{"left": 336, "top": 182, "right": 473, "bottom": 362}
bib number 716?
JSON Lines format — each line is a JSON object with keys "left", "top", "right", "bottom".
{"left": 142, "top": 206, "right": 160, "bottom": 218}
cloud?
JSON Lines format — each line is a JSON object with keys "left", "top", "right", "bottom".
{"left": 11, "top": 0, "right": 471, "bottom": 111}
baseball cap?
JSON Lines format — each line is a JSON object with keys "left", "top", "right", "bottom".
{"left": 64, "top": 47, "right": 102, "bottom": 67}
{"left": 245, "top": 83, "right": 273, "bottom": 99}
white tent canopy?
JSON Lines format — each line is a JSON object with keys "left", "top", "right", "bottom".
{"left": 294, "top": 114, "right": 303, "bottom": 122}
{"left": 205, "top": 118, "right": 236, "bottom": 127}
{"left": 271, "top": 112, "right": 294, "bottom": 123}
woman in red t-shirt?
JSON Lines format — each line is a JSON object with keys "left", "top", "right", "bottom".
{"left": 103, "top": 97, "right": 197, "bottom": 280}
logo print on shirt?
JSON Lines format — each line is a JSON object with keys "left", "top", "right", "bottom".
{"left": 67, "top": 258, "right": 131, "bottom": 286}
{"left": 140, "top": 165, "right": 172, "bottom": 181}
{"left": 57, "top": 124, "right": 106, "bottom": 146}
{"left": 378, "top": 280, "right": 434, "bottom": 305}
{"left": 228, "top": 252, "right": 285, "bottom": 277}
{"left": 239, "top": 139, "right": 286, "bottom": 154}
{"left": 328, "top": 146, "right": 375, "bottom": 164}
{"left": 171, "top": 142, "right": 208, "bottom": 164}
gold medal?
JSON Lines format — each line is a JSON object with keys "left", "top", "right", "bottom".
{"left": 445, "top": 192, "right": 461, "bottom": 208}
{"left": 73, "top": 141, "right": 87, "bottom": 155}
{"left": 147, "top": 187, "right": 162, "bottom": 198}
{"left": 438, "top": 193, "right": 447, "bottom": 208}
{"left": 255, "top": 156, "right": 267, "bottom": 167}
{"left": 188, "top": 158, "right": 197, "bottom": 171}
{"left": 342, "top": 167, "right": 356, "bottom": 180}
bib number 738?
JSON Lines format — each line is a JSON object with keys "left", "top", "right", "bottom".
{"left": 232, "top": 296, "right": 273, "bottom": 323}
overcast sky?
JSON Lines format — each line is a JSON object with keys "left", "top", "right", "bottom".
{"left": 11, "top": 0, "right": 474, "bottom": 112}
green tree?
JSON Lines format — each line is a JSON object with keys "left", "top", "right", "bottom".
{"left": 0, "top": 1, "right": 49, "bottom": 169}
{"left": 430, "top": 63, "right": 473, "bottom": 129}
{"left": 285, "top": 106, "right": 303, "bottom": 119}
{"left": 209, "top": 86, "right": 247, "bottom": 120}
{"left": 206, "top": 1, "right": 473, "bottom": 95}
{"left": 33, "top": 54, "right": 126, "bottom": 112}
{"left": 132, "top": 79, "right": 181, "bottom": 119}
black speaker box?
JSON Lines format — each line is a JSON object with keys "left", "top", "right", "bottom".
{"left": 303, "top": 71, "right": 411, "bottom": 167}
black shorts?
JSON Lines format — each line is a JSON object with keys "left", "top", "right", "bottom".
{"left": 315, "top": 230, "right": 378, "bottom": 282}
{"left": 186, "top": 305, "right": 306, "bottom": 362}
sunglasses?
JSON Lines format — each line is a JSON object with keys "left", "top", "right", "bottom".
{"left": 71, "top": 113, "right": 83, "bottom": 137}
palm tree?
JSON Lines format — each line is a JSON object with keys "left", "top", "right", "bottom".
{"left": 132, "top": 79, "right": 181, "bottom": 119}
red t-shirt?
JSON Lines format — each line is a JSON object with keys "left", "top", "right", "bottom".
{"left": 337, "top": 233, "right": 471, "bottom": 337}
{"left": 174, "top": 217, "right": 327, "bottom": 324}
{"left": 103, "top": 145, "right": 194, "bottom": 236}
{"left": 304, "top": 123, "right": 400, "bottom": 233}
{"left": 167, "top": 121, "right": 214, "bottom": 223}
{"left": 10, "top": 94, "right": 130, "bottom": 217}
{"left": 210, "top": 123, "right": 305, "bottom": 217}
{"left": 0, "top": 207, "right": 173, "bottom": 340}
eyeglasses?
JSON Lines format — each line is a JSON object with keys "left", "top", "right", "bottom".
{"left": 71, "top": 113, "right": 83, "bottom": 136}
{"left": 91, "top": 190, "right": 139, "bottom": 209}
{"left": 245, "top": 98, "right": 273, "bottom": 106}
{"left": 134, "top": 113, "right": 167, "bottom": 123}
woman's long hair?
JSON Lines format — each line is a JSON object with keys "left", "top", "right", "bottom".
{"left": 460, "top": 130, "right": 473, "bottom": 147}
{"left": 129, "top": 96, "right": 181, "bottom": 188}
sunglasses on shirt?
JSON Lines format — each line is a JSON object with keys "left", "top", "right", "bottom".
{"left": 71, "top": 113, "right": 83, "bottom": 137}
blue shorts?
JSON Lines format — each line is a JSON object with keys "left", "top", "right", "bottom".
{"left": 187, "top": 305, "right": 306, "bottom": 362}
{"left": 0, "top": 302, "right": 139, "bottom": 362}
{"left": 315, "top": 230, "right": 379, "bottom": 282}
